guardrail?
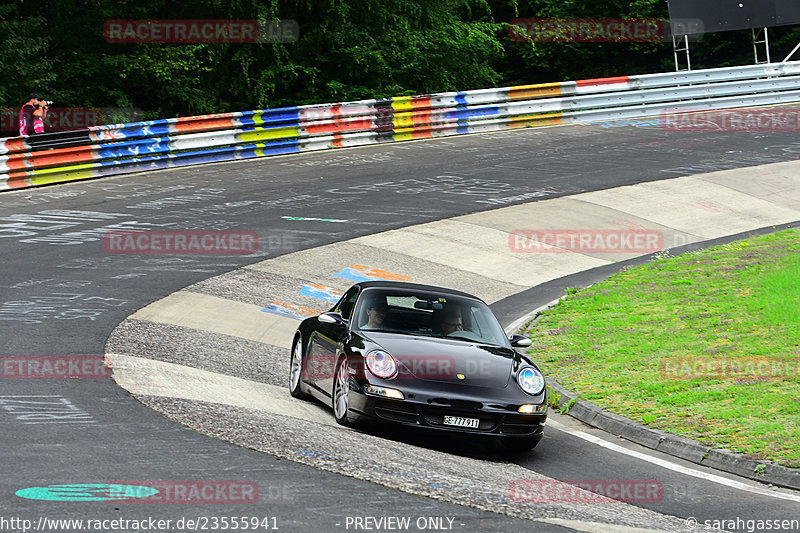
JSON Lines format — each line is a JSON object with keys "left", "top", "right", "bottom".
{"left": 3, "top": 61, "right": 800, "bottom": 191}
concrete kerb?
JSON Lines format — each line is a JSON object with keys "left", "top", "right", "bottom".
{"left": 503, "top": 221, "right": 800, "bottom": 491}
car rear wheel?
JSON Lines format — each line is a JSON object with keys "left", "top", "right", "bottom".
{"left": 289, "top": 336, "right": 309, "bottom": 399}
{"left": 333, "top": 356, "right": 352, "bottom": 426}
{"left": 500, "top": 436, "right": 541, "bottom": 452}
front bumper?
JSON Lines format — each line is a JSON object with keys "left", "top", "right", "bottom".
{"left": 348, "top": 381, "right": 547, "bottom": 437}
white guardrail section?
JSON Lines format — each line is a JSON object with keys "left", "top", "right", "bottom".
{"left": 3, "top": 61, "right": 800, "bottom": 191}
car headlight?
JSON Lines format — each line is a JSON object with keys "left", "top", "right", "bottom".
{"left": 366, "top": 350, "right": 398, "bottom": 379}
{"left": 517, "top": 367, "right": 545, "bottom": 396}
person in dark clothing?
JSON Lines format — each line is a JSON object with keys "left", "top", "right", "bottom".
{"left": 439, "top": 309, "right": 463, "bottom": 335}
{"left": 19, "top": 93, "right": 47, "bottom": 136}
{"left": 361, "top": 293, "right": 389, "bottom": 330}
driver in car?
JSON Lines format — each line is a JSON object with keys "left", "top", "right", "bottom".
{"left": 362, "top": 294, "right": 389, "bottom": 330}
{"left": 439, "top": 310, "right": 463, "bottom": 336}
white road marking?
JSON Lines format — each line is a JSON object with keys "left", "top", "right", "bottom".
{"left": 534, "top": 518, "right": 671, "bottom": 533}
{"left": 547, "top": 418, "right": 800, "bottom": 503}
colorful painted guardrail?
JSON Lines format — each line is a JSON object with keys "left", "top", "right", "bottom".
{"left": 3, "top": 61, "right": 800, "bottom": 191}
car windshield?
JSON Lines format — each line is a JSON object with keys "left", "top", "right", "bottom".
{"left": 354, "top": 288, "right": 508, "bottom": 346}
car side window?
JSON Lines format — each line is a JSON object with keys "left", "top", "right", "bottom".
{"left": 336, "top": 287, "right": 359, "bottom": 320}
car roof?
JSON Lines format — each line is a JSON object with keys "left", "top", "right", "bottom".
{"left": 354, "top": 281, "right": 483, "bottom": 302}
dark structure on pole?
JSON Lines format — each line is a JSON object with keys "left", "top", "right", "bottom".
{"left": 667, "top": 0, "right": 800, "bottom": 70}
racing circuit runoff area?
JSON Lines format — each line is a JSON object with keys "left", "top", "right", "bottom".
{"left": 1, "top": 113, "right": 800, "bottom": 532}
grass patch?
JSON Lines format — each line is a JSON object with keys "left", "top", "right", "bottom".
{"left": 526, "top": 228, "right": 800, "bottom": 467}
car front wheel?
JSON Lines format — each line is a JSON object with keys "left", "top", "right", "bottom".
{"left": 289, "top": 336, "right": 309, "bottom": 399}
{"left": 332, "top": 356, "right": 352, "bottom": 426}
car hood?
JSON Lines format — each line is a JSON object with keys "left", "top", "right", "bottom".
{"left": 362, "top": 332, "right": 515, "bottom": 388}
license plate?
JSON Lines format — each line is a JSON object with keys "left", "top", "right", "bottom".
{"left": 443, "top": 415, "right": 480, "bottom": 429}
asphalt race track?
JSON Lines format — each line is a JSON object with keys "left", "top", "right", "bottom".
{"left": 2, "top": 118, "right": 800, "bottom": 532}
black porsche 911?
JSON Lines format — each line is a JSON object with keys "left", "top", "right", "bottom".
{"left": 288, "top": 281, "right": 548, "bottom": 450}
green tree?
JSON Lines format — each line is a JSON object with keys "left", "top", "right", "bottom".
{"left": 241, "top": 0, "right": 507, "bottom": 108}
{"left": 0, "top": 4, "right": 55, "bottom": 107}
{"left": 4, "top": 0, "right": 799, "bottom": 128}
{"left": 506, "top": 0, "right": 672, "bottom": 83}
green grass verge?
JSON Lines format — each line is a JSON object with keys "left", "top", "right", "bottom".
{"left": 525, "top": 228, "right": 800, "bottom": 467}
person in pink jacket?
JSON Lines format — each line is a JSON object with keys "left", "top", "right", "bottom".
{"left": 19, "top": 93, "right": 48, "bottom": 136}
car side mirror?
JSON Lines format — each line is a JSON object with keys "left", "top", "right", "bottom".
{"left": 509, "top": 334, "right": 532, "bottom": 347}
{"left": 319, "top": 312, "right": 348, "bottom": 326}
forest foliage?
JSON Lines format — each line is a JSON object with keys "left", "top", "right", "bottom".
{"left": 3, "top": 0, "right": 800, "bottom": 121}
